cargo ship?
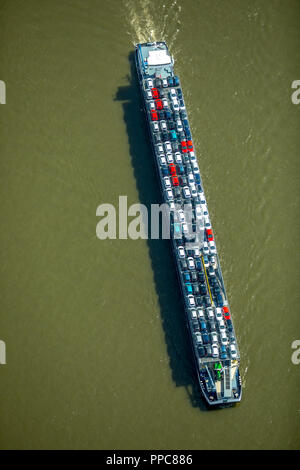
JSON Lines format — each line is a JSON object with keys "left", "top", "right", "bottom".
{"left": 134, "top": 41, "right": 242, "bottom": 406}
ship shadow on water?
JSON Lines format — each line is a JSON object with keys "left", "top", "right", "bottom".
{"left": 115, "top": 52, "right": 209, "bottom": 412}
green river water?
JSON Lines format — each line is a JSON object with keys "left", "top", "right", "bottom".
{"left": 0, "top": 0, "right": 299, "bottom": 449}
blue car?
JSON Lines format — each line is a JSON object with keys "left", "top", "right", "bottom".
{"left": 185, "top": 283, "right": 193, "bottom": 294}
{"left": 173, "top": 76, "right": 180, "bottom": 86}
{"left": 183, "top": 271, "right": 191, "bottom": 282}
{"left": 170, "top": 129, "right": 177, "bottom": 141}
{"left": 221, "top": 345, "right": 227, "bottom": 360}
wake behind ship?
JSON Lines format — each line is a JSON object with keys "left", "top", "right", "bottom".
{"left": 134, "top": 41, "right": 242, "bottom": 406}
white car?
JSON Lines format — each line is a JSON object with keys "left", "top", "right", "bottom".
{"left": 170, "top": 88, "right": 177, "bottom": 99}
{"left": 191, "top": 160, "right": 199, "bottom": 173}
{"left": 198, "top": 191, "right": 206, "bottom": 204}
{"left": 204, "top": 216, "right": 211, "bottom": 229}
{"left": 210, "top": 255, "right": 216, "bottom": 267}
{"left": 211, "top": 333, "right": 218, "bottom": 344}
{"left": 215, "top": 308, "right": 222, "bottom": 321}
{"left": 197, "top": 308, "right": 205, "bottom": 319}
{"left": 145, "top": 89, "right": 152, "bottom": 100}
{"left": 172, "top": 99, "right": 179, "bottom": 111}
{"left": 193, "top": 247, "right": 200, "bottom": 257}
{"left": 208, "top": 265, "right": 215, "bottom": 276}
{"left": 189, "top": 151, "right": 196, "bottom": 161}
{"left": 178, "top": 246, "right": 185, "bottom": 258}
{"left": 174, "top": 152, "right": 182, "bottom": 164}
{"left": 190, "top": 182, "right": 198, "bottom": 198}
{"left": 162, "top": 98, "right": 168, "bottom": 108}
{"left": 160, "top": 120, "right": 167, "bottom": 131}
{"left": 195, "top": 332, "right": 202, "bottom": 345}
{"left": 157, "top": 144, "right": 164, "bottom": 154}
{"left": 146, "top": 78, "right": 154, "bottom": 88}
{"left": 230, "top": 344, "right": 238, "bottom": 359}
{"left": 220, "top": 331, "right": 228, "bottom": 345}
{"left": 166, "top": 188, "right": 174, "bottom": 201}
{"left": 195, "top": 205, "right": 202, "bottom": 220}
{"left": 191, "top": 309, "right": 198, "bottom": 321}
{"left": 218, "top": 319, "right": 225, "bottom": 330}
{"left": 209, "top": 241, "right": 216, "bottom": 254}
{"left": 162, "top": 78, "right": 168, "bottom": 88}
{"left": 206, "top": 307, "right": 214, "bottom": 320}
{"left": 164, "top": 141, "right": 172, "bottom": 153}
{"left": 187, "top": 257, "right": 195, "bottom": 270}
{"left": 169, "top": 201, "right": 175, "bottom": 211}
{"left": 202, "top": 204, "right": 209, "bottom": 217}
{"left": 176, "top": 120, "right": 183, "bottom": 132}
{"left": 182, "top": 222, "right": 189, "bottom": 235}
{"left": 159, "top": 155, "right": 167, "bottom": 166}
{"left": 164, "top": 176, "right": 171, "bottom": 188}
{"left": 203, "top": 241, "right": 209, "bottom": 255}
{"left": 183, "top": 186, "right": 191, "bottom": 199}
{"left": 187, "top": 173, "right": 195, "bottom": 184}
{"left": 212, "top": 344, "right": 219, "bottom": 358}
{"left": 152, "top": 121, "right": 159, "bottom": 132}
{"left": 166, "top": 153, "right": 173, "bottom": 164}
{"left": 148, "top": 100, "right": 155, "bottom": 110}
{"left": 187, "top": 295, "right": 196, "bottom": 307}
{"left": 177, "top": 209, "right": 185, "bottom": 223}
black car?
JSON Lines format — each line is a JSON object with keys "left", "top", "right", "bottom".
{"left": 180, "top": 259, "right": 187, "bottom": 270}
{"left": 161, "top": 131, "right": 169, "bottom": 142}
{"left": 192, "top": 320, "right": 200, "bottom": 332}
{"left": 178, "top": 131, "right": 186, "bottom": 141}
{"left": 191, "top": 271, "right": 198, "bottom": 282}
{"left": 172, "top": 142, "right": 179, "bottom": 152}
{"left": 196, "top": 296, "right": 203, "bottom": 307}
{"left": 198, "top": 272, "right": 205, "bottom": 283}
{"left": 153, "top": 133, "right": 161, "bottom": 144}
{"left": 197, "top": 346, "right": 205, "bottom": 358}
{"left": 216, "top": 293, "right": 223, "bottom": 306}
{"left": 205, "top": 345, "right": 212, "bottom": 356}
{"left": 173, "top": 111, "right": 180, "bottom": 120}
{"left": 174, "top": 187, "right": 181, "bottom": 198}
{"left": 155, "top": 77, "right": 162, "bottom": 88}
{"left": 185, "top": 163, "right": 192, "bottom": 174}
{"left": 199, "top": 283, "right": 207, "bottom": 295}
{"left": 157, "top": 110, "right": 165, "bottom": 120}
{"left": 177, "top": 88, "right": 182, "bottom": 99}
{"left": 193, "top": 285, "right": 200, "bottom": 296}
{"left": 180, "top": 176, "right": 187, "bottom": 186}
{"left": 202, "top": 333, "right": 209, "bottom": 344}
{"left": 165, "top": 109, "right": 172, "bottom": 120}
{"left": 209, "top": 321, "right": 216, "bottom": 332}
{"left": 168, "top": 120, "right": 175, "bottom": 130}
{"left": 180, "top": 110, "right": 187, "bottom": 120}
{"left": 204, "top": 295, "right": 211, "bottom": 307}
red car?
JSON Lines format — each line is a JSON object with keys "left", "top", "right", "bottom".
{"left": 181, "top": 140, "right": 188, "bottom": 153}
{"left": 169, "top": 163, "right": 177, "bottom": 176}
{"left": 150, "top": 110, "right": 158, "bottom": 121}
{"left": 151, "top": 87, "right": 160, "bottom": 99}
{"left": 223, "top": 307, "right": 231, "bottom": 320}
{"left": 187, "top": 140, "right": 194, "bottom": 151}
{"left": 172, "top": 176, "right": 179, "bottom": 186}
{"left": 206, "top": 229, "right": 214, "bottom": 242}
{"left": 155, "top": 99, "right": 163, "bottom": 110}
